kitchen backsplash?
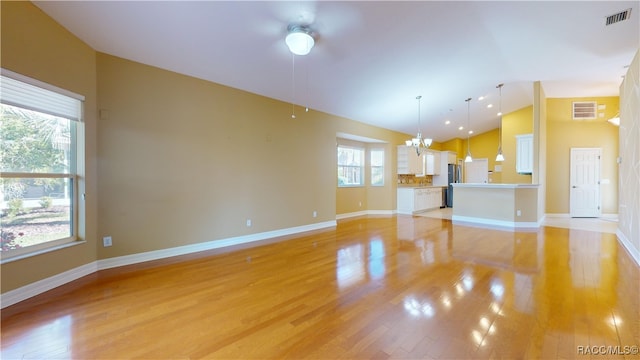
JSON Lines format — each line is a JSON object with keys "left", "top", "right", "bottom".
{"left": 397, "top": 174, "right": 432, "bottom": 186}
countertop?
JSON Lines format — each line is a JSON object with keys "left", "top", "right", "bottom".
{"left": 451, "top": 183, "right": 540, "bottom": 188}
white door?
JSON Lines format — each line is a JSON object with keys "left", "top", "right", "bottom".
{"left": 465, "top": 158, "right": 488, "bottom": 183}
{"left": 570, "top": 148, "right": 601, "bottom": 217}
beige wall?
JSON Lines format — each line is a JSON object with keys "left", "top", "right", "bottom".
{"left": 618, "top": 49, "right": 640, "bottom": 264}
{"left": 96, "top": 53, "right": 408, "bottom": 258}
{"left": 1, "top": 1, "right": 99, "bottom": 293}
{"left": 545, "top": 96, "right": 619, "bottom": 214}
{"left": 501, "top": 106, "right": 534, "bottom": 184}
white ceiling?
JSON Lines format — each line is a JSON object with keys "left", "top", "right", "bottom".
{"left": 34, "top": 1, "right": 639, "bottom": 142}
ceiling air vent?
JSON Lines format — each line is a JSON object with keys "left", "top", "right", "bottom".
{"left": 573, "top": 101, "right": 597, "bottom": 120}
{"left": 606, "top": 8, "right": 632, "bottom": 26}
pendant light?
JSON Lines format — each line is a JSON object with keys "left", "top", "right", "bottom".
{"left": 405, "top": 95, "right": 432, "bottom": 156}
{"left": 495, "top": 83, "right": 505, "bottom": 162}
{"left": 464, "top": 97, "right": 473, "bottom": 163}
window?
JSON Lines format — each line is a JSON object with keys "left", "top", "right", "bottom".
{"left": 1, "top": 69, "right": 84, "bottom": 259}
{"left": 370, "top": 149, "right": 384, "bottom": 186}
{"left": 337, "top": 146, "right": 364, "bottom": 187}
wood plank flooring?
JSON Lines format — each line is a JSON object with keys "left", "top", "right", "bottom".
{"left": 2, "top": 215, "right": 639, "bottom": 359}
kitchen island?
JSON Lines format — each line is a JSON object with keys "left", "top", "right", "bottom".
{"left": 451, "top": 183, "right": 541, "bottom": 229}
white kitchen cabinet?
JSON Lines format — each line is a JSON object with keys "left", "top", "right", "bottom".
{"left": 397, "top": 145, "right": 423, "bottom": 175}
{"left": 425, "top": 151, "right": 441, "bottom": 175}
{"left": 397, "top": 187, "right": 444, "bottom": 214}
{"left": 516, "top": 134, "right": 533, "bottom": 174}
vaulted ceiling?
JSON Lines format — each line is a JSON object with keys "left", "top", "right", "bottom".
{"left": 35, "top": 1, "right": 639, "bottom": 141}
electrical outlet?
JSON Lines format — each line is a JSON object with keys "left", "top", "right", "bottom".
{"left": 516, "top": 210, "right": 522, "bottom": 217}
{"left": 359, "top": 201, "right": 362, "bottom": 207}
{"left": 103, "top": 236, "right": 112, "bottom": 247}
{"left": 246, "top": 219, "right": 252, "bottom": 227}
{"left": 313, "top": 211, "right": 317, "bottom": 218}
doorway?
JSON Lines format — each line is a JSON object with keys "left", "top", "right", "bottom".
{"left": 570, "top": 148, "right": 601, "bottom": 217}
{"left": 464, "top": 158, "right": 488, "bottom": 183}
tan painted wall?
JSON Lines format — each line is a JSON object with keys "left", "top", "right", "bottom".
{"left": 545, "top": 97, "right": 619, "bottom": 214}
{"left": 96, "top": 53, "right": 409, "bottom": 258}
{"left": 501, "top": 106, "right": 534, "bottom": 184}
{"left": 460, "top": 128, "right": 502, "bottom": 183}
{"left": 1, "top": 1, "right": 99, "bottom": 293}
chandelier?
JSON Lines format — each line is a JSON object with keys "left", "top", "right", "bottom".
{"left": 405, "top": 95, "right": 432, "bottom": 156}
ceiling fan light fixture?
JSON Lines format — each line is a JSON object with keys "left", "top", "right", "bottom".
{"left": 285, "top": 25, "right": 314, "bottom": 56}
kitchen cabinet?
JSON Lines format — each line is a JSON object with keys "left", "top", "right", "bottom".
{"left": 397, "top": 145, "right": 423, "bottom": 175}
{"left": 397, "top": 187, "right": 444, "bottom": 214}
{"left": 425, "top": 151, "right": 441, "bottom": 175}
{"left": 516, "top": 134, "right": 533, "bottom": 174}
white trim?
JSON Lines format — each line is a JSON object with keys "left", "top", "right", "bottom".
{"left": 616, "top": 229, "right": 640, "bottom": 267}
{"left": 336, "top": 211, "right": 368, "bottom": 220}
{"left": 545, "top": 213, "right": 571, "bottom": 218}
{"left": 336, "top": 210, "right": 396, "bottom": 220}
{"left": 1, "top": 68, "right": 85, "bottom": 101}
{"left": 545, "top": 213, "right": 618, "bottom": 220}
{"left": 452, "top": 215, "right": 541, "bottom": 230}
{"left": 97, "top": 220, "right": 336, "bottom": 270}
{"left": 1, "top": 221, "right": 336, "bottom": 308}
{"left": 1, "top": 262, "right": 97, "bottom": 309}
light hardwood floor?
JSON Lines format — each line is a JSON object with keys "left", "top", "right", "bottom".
{"left": 2, "top": 215, "right": 638, "bottom": 359}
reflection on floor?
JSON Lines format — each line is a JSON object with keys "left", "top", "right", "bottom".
{"left": 419, "top": 208, "right": 618, "bottom": 234}
{"left": 1, "top": 214, "right": 637, "bottom": 359}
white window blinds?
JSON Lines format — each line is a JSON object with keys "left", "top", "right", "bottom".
{"left": 0, "top": 68, "right": 84, "bottom": 121}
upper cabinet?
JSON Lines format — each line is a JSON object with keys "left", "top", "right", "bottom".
{"left": 425, "top": 150, "right": 441, "bottom": 175}
{"left": 397, "top": 145, "right": 423, "bottom": 175}
{"left": 516, "top": 134, "right": 533, "bottom": 174}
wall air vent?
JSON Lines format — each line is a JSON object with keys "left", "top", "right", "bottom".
{"left": 606, "top": 8, "right": 632, "bottom": 26}
{"left": 572, "top": 101, "right": 597, "bottom": 120}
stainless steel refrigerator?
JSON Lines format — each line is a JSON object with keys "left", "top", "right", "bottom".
{"left": 446, "top": 164, "right": 461, "bottom": 207}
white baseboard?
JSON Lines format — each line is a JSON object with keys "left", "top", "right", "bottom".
{"left": 1, "top": 220, "right": 336, "bottom": 309}
{"left": 616, "top": 229, "right": 640, "bottom": 267}
{"left": 545, "top": 213, "right": 619, "bottom": 220}
{"left": 336, "top": 210, "right": 395, "bottom": 220}
{"left": 1, "top": 262, "right": 97, "bottom": 309}
{"left": 452, "top": 215, "right": 541, "bottom": 231}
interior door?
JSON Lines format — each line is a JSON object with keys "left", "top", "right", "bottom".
{"left": 570, "top": 148, "right": 601, "bottom": 217}
{"left": 465, "top": 158, "right": 488, "bottom": 183}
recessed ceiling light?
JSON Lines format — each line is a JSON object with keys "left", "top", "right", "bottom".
{"left": 478, "top": 96, "right": 485, "bottom": 101}
{"left": 497, "top": 111, "right": 502, "bottom": 116}
{"left": 458, "top": 126, "right": 464, "bottom": 130}
{"left": 468, "top": 130, "right": 474, "bottom": 134}
{"left": 445, "top": 120, "right": 451, "bottom": 125}
{"left": 487, "top": 104, "right": 493, "bottom": 109}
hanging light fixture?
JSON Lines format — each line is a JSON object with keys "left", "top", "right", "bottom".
{"left": 285, "top": 25, "right": 315, "bottom": 56}
{"left": 607, "top": 112, "right": 620, "bottom": 126}
{"left": 464, "top": 97, "right": 473, "bottom": 163}
{"left": 405, "top": 95, "right": 432, "bottom": 156}
{"left": 495, "top": 83, "right": 505, "bottom": 162}
{"left": 286, "top": 24, "right": 315, "bottom": 119}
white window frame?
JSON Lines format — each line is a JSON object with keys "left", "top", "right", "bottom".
{"left": 370, "top": 148, "right": 385, "bottom": 186}
{"left": 1, "top": 69, "right": 85, "bottom": 262}
{"left": 337, "top": 145, "right": 365, "bottom": 187}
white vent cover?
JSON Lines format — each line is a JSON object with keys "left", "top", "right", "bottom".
{"left": 606, "top": 8, "right": 632, "bottom": 26}
{"left": 573, "top": 101, "right": 597, "bottom": 120}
